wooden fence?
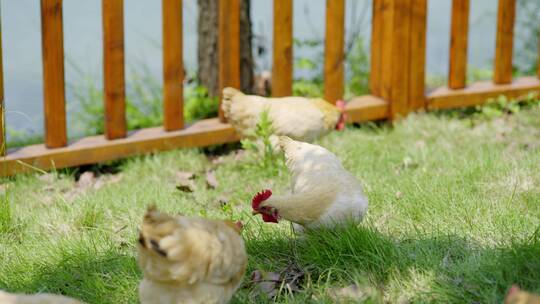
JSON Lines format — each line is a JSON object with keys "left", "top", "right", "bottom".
{"left": 0, "top": 0, "right": 539, "bottom": 176}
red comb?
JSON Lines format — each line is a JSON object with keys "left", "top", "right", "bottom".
{"left": 252, "top": 189, "right": 272, "bottom": 210}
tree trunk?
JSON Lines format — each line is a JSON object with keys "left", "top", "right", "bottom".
{"left": 197, "top": 0, "right": 254, "bottom": 96}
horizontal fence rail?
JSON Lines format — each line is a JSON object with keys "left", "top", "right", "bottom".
{"left": 0, "top": 0, "right": 539, "bottom": 176}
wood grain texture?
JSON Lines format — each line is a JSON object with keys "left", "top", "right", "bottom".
{"left": 345, "top": 95, "right": 389, "bottom": 122}
{"left": 272, "top": 0, "right": 293, "bottom": 97}
{"left": 0, "top": 96, "right": 393, "bottom": 176}
{"left": 0, "top": 118, "right": 239, "bottom": 176}
{"left": 409, "top": 0, "right": 427, "bottom": 110}
{"left": 448, "top": 0, "right": 469, "bottom": 89}
{"left": 218, "top": 0, "right": 241, "bottom": 122}
{"left": 389, "top": 0, "right": 412, "bottom": 119}
{"left": 102, "top": 0, "right": 127, "bottom": 139}
{"left": 369, "top": 0, "right": 384, "bottom": 96}
{"left": 323, "top": 0, "right": 345, "bottom": 104}
{"left": 0, "top": 14, "right": 4, "bottom": 156}
{"left": 427, "top": 76, "right": 540, "bottom": 109}
{"left": 378, "top": 0, "right": 395, "bottom": 101}
{"left": 41, "top": 0, "right": 67, "bottom": 148}
{"left": 493, "top": 0, "right": 516, "bottom": 84}
{"left": 162, "top": 0, "right": 184, "bottom": 130}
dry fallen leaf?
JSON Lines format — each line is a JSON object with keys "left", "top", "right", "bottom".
{"left": 175, "top": 171, "right": 196, "bottom": 192}
{"left": 250, "top": 263, "right": 305, "bottom": 298}
{"left": 64, "top": 172, "right": 124, "bottom": 201}
{"left": 205, "top": 170, "right": 218, "bottom": 189}
{"left": 251, "top": 270, "right": 281, "bottom": 298}
{"left": 234, "top": 149, "right": 246, "bottom": 161}
{"left": 93, "top": 173, "right": 124, "bottom": 190}
{"left": 210, "top": 156, "right": 225, "bottom": 166}
{"left": 176, "top": 171, "right": 196, "bottom": 181}
{"left": 38, "top": 173, "right": 56, "bottom": 184}
{"left": 77, "top": 171, "right": 96, "bottom": 189}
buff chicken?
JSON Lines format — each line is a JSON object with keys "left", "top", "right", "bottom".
{"left": 0, "top": 290, "right": 83, "bottom": 304}
{"left": 505, "top": 285, "right": 540, "bottom": 304}
{"left": 222, "top": 87, "right": 346, "bottom": 143}
{"left": 251, "top": 136, "right": 368, "bottom": 231}
{"left": 137, "top": 206, "right": 247, "bottom": 304}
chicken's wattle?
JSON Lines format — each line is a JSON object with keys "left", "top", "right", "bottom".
{"left": 335, "top": 100, "right": 347, "bottom": 131}
{"left": 251, "top": 189, "right": 279, "bottom": 223}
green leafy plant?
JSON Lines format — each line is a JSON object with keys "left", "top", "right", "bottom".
{"left": 184, "top": 85, "right": 219, "bottom": 123}
{"left": 68, "top": 65, "right": 219, "bottom": 138}
{"left": 345, "top": 36, "right": 370, "bottom": 98}
{"left": 241, "top": 110, "right": 282, "bottom": 171}
{"left": 292, "top": 79, "right": 323, "bottom": 97}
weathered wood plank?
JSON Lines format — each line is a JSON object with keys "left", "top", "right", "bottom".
{"left": 389, "top": 0, "right": 412, "bottom": 119}
{"left": 409, "top": 0, "right": 428, "bottom": 110}
{"left": 0, "top": 94, "right": 393, "bottom": 176}
{"left": 493, "top": 0, "right": 516, "bottom": 84}
{"left": 272, "top": 0, "right": 293, "bottom": 97}
{"left": 448, "top": 0, "right": 469, "bottom": 89}
{"left": 0, "top": 13, "right": 4, "bottom": 156}
{"left": 1, "top": 118, "right": 239, "bottom": 176}
{"left": 538, "top": 30, "right": 540, "bottom": 78}
{"left": 369, "top": 0, "right": 384, "bottom": 96}
{"left": 323, "top": 0, "right": 345, "bottom": 104}
{"left": 41, "top": 0, "right": 67, "bottom": 148}
{"left": 345, "top": 95, "right": 389, "bottom": 122}
{"left": 427, "top": 76, "right": 540, "bottom": 109}
{"left": 102, "top": 0, "right": 127, "bottom": 139}
{"left": 379, "top": 0, "right": 394, "bottom": 101}
{"left": 162, "top": 0, "right": 184, "bottom": 131}
{"left": 218, "top": 0, "right": 241, "bottom": 122}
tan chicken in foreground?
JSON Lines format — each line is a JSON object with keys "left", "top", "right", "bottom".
{"left": 505, "top": 285, "right": 540, "bottom": 304}
{"left": 252, "top": 136, "right": 368, "bottom": 231}
{"left": 137, "top": 207, "right": 247, "bottom": 304}
{"left": 222, "top": 87, "right": 346, "bottom": 143}
{"left": 0, "top": 290, "right": 83, "bottom": 304}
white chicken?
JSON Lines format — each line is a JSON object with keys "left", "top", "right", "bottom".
{"left": 222, "top": 87, "right": 346, "bottom": 143}
{"left": 137, "top": 206, "right": 247, "bottom": 304}
{"left": 251, "top": 136, "right": 368, "bottom": 231}
{"left": 0, "top": 290, "right": 83, "bottom": 304}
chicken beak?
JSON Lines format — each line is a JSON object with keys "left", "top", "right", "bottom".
{"left": 252, "top": 210, "right": 261, "bottom": 215}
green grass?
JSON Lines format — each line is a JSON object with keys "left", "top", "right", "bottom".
{"left": 0, "top": 106, "right": 539, "bottom": 303}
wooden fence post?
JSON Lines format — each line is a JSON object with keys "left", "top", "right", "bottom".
{"left": 409, "top": 0, "right": 428, "bottom": 111}
{"left": 493, "top": 0, "right": 516, "bottom": 84}
{"left": 448, "top": 0, "right": 469, "bottom": 89}
{"left": 0, "top": 10, "right": 4, "bottom": 156}
{"left": 218, "top": 0, "right": 241, "bottom": 122}
{"left": 370, "top": 0, "right": 427, "bottom": 119}
{"left": 163, "top": 0, "right": 184, "bottom": 131}
{"left": 537, "top": 20, "right": 540, "bottom": 79}
{"left": 272, "top": 0, "right": 293, "bottom": 97}
{"left": 103, "top": 0, "right": 127, "bottom": 139}
{"left": 41, "top": 0, "right": 67, "bottom": 148}
{"left": 323, "top": 0, "right": 345, "bottom": 104}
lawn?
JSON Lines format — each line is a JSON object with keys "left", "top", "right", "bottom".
{"left": 0, "top": 105, "right": 539, "bottom": 303}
